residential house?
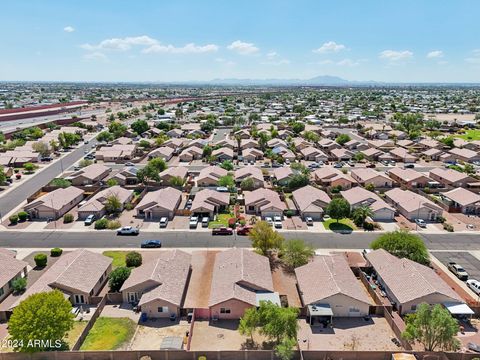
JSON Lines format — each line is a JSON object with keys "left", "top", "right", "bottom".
{"left": 429, "top": 168, "right": 473, "bottom": 188}
{"left": 212, "top": 147, "right": 234, "bottom": 161}
{"left": 10, "top": 249, "right": 112, "bottom": 308}
{"left": 387, "top": 168, "right": 431, "bottom": 189}
{"left": 448, "top": 148, "right": 480, "bottom": 163}
{"left": 95, "top": 144, "right": 137, "bottom": 161}
{"left": 67, "top": 164, "right": 112, "bottom": 186}
{"left": 267, "top": 138, "right": 287, "bottom": 149}
{"left": 208, "top": 248, "right": 278, "bottom": 319}
{"left": 423, "top": 148, "right": 444, "bottom": 161}
{"left": 179, "top": 146, "right": 203, "bottom": 162}
{"left": 197, "top": 166, "right": 228, "bottom": 187}
{"left": 295, "top": 255, "right": 371, "bottom": 318}
{"left": 235, "top": 166, "right": 264, "bottom": 189}
{"left": 318, "top": 138, "right": 340, "bottom": 152}
{"left": 109, "top": 166, "right": 139, "bottom": 186}
{"left": 121, "top": 250, "right": 191, "bottom": 318}
{"left": 0, "top": 249, "right": 28, "bottom": 304}
{"left": 148, "top": 146, "right": 174, "bottom": 161}
{"left": 389, "top": 147, "right": 417, "bottom": 163}
{"left": 443, "top": 188, "right": 480, "bottom": 214}
{"left": 163, "top": 138, "right": 185, "bottom": 150}
{"left": 214, "top": 139, "right": 235, "bottom": 150}
{"left": 191, "top": 189, "right": 230, "bottom": 219}
{"left": 78, "top": 186, "right": 133, "bottom": 220}
{"left": 350, "top": 168, "right": 393, "bottom": 188}
{"left": 24, "top": 187, "right": 84, "bottom": 220}
{"left": 292, "top": 185, "right": 330, "bottom": 220}
{"left": 366, "top": 249, "right": 464, "bottom": 315}
{"left": 361, "top": 148, "right": 384, "bottom": 161}
{"left": 300, "top": 147, "right": 328, "bottom": 162}
{"left": 272, "top": 167, "right": 294, "bottom": 186}
{"left": 293, "top": 138, "right": 312, "bottom": 151}
{"left": 385, "top": 188, "right": 442, "bottom": 221}
{"left": 312, "top": 168, "right": 355, "bottom": 190}
{"left": 244, "top": 188, "right": 284, "bottom": 218}
{"left": 240, "top": 139, "right": 259, "bottom": 150}
{"left": 330, "top": 148, "right": 354, "bottom": 162}
{"left": 158, "top": 167, "right": 188, "bottom": 186}
{"left": 242, "top": 148, "right": 264, "bottom": 162}
{"left": 341, "top": 187, "right": 395, "bottom": 220}
{"left": 135, "top": 187, "right": 183, "bottom": 220}
{"left": 166, "top": 129, "right": 183, "bottom": 138}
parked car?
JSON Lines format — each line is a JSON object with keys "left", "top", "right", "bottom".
{"left": 448, "top": 262, "right": 469, "bottom": 281}
{"left": 305, "top": 217, "right": 314, "bottom": 226}
{"left": 333, "top": 162, "right": 343, "bottom": 168}
{"left": 273, "top": 215, "right": 282, "bottom": 229}
{"left": 41, "top": 156, "right": 53, "bottom": 162}
{"left": 84, "top": 140, "right": 89, "bottom": 144}
{"left": 265, "top": 217, "right": 274, "bottom": 226}
{"left": 141, "top": 240, "right": 162, "bottom": 248}
{"left": 84, "top": 214, "right": 95, "bottom": 226}
{"left": 366, "top": 162, "right": 376, "bottom": 168}
{"left": 189, "top": 216, "right": 199, "bottom": 229}
{"left": 216, "top": 186, "right": 229, "bottom": 193}
{"left": 414, "top": 219, "right": 427, "bottom": 228}
{"left": 159, "top": 217, "right": 168, "bottom": 228}
{"left": 125, "top": 162, "right": 135, "bottom": 166}
{"left": 467, "top": 279, "right": 480, "bottom": 295}
{"left": 117, "top": 226, "right": 140, "bottom": 235}
{"left": 185, "top": 199, "right": 192, "bottom": 209}
{"left": 201, "top": 217, "right": 209, "bottom": 228}
{"left": 236, "top": 226, "right": 252, "bottom": 235}
{"left": 468, "top": 342, "right": 480, "bottom": 353}
{"left": 73, "top": 166, "right": 81, "bottom": 171}
{"left": 212, "top": 227, "right": 233, "bottom": 235}
{"left": 404, "top": 164, "right": 415, "bottom": 169}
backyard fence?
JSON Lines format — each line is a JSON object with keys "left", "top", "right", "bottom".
{"left": 71, "top": 295, "right": 107, "bottom": 351}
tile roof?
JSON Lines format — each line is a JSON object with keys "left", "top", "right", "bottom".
{"left": 292, "top": 185, "right": 330, "bottom": 212}
{"left": 136, "top": 187, "right": 182, "bottom": 212}
{"left": 0, "top": 252, "right": 27, "bottom": 287}
{"left": 25, "top": 187, "right": 83, "bottom": 211}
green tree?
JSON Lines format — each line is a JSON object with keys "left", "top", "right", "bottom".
{"left": 464, "top": 163, "right": 475, "bottom": 174}
{"left": 238, "top": 307, "right": 261, "bottom": 342}
{"left": 202, "top": 145, "right": 212, "bottom": 157}
{"left": 49, "top": 178, "right": 71, "bottom": 188}
{"left": 291, "top": 122, "right": 305, "bottom": 134}
{"left": 32, "top": 141, "right": 51, "bottom": 157}
{"left": 220, "top": 160, "right": 234, "bottom": 171}
{"left": 105, "top": 194, "right": 122, "bottom": 214}
{"left": 170, "top": 176, "right": 184, "bottom": 187}
{"left": 23, "top": 162, "right": 37, "bottom": 173}
{"left": 335, "top": 133, "right": 351, "bottom": 145}
{"left": 281, "top": 239, "right": 314, "bottom": 269}
{"left": 240, "top": 177, "right": 255, "bottom": 191}
{"left": 8, "top": 290, "right": 74, "bottom": 352}
{"left": 96, "top": 131, "right": 114, "bottom": 143}
{"left": 287, "top": 174, "right": 309, "bottom": 190}
{"left": 326, "top": 198, "right": 351, "bottom": 223}
{"left": 218, "top": 175, "right": 235, "bottom": 188}
{"left": 108, "top": 121, "right": 127, "bottom": 138}
{"left": 0, "top": 166, "right": 7, "bottom": 185}
{"left": 125, "top": 251, "right": 142, "bottom": 267}
{"left": 402, "top": 303, "right": 460, "bottom": 351}
{"left": 106, "top": 178, "right": 118, "bottom": 187}
{"left": 351, "top": 205, "right": 374, "bottom": 227}
{"left": 130, "top": 119, "right": 149, "bottom": 135}
{"left": 302, "top": 130, "right": 319, "bottom": 143}
{"left": 11, "top": 277, "right": 27, "bottom": 293}
{"left": 248, "top": 221, "right": 284, "bottom": 256}
{"left": 353, "top": 152, "right": 365, "bottom": 161}
{"left": 439, "top": 136, "right": 454, "bottom": 148}
{"left": 108, "top": 267, "right": 131, "bottom": 292}
{"left": 275, "top": 337, "right": 297, "bottom": 360}
{"left": 370, "top": 230, "right": 429, "bottom": 265}
{"left": 258, "top": 302, "right": 299, "bottom": 342}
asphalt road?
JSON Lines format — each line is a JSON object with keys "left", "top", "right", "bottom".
{"left": 0, "top": 139, "right": 98, "bottom": 216}
{"left": 431, "top": 251, "right": 480, "bottom": 280}
{"left": 1, "top": 230, "right": 480, "bottom": 250}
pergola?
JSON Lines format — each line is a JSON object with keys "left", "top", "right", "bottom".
{"left": 307, "top": 303, "right": 333, "bottom": 327}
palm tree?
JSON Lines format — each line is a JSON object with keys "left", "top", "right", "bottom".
{"left": 352, "top": 205, "right": 374, "bottom": 227}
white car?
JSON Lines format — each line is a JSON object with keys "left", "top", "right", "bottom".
{"left": 189, "top": 216, "right": 199, "bottom": 229}
{"left": 415, "top": 219, "right": 427, "bottom": 228}
{"left": 125, "top": 162, "right": 135, "bottom": 166}
{"left": 467, "top": 279, "right": 480, "bottom": 295}
{"left": 305, "top": 217, "right": 314, "bottom": 226}
{"left": 265, "top": 217, "right": 273, "bottom": 226}
{"left": 159, "top": 217, "right": 168, "bottom": 228}
{"left": 117, "top": 226, "right": 139, "bottom": 235}
{"left": 273, "top": 216, "right": 282, "bottom": 229}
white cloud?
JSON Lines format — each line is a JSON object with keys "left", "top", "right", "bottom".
{"left": 215, "top": 58, "right": 235, "bottom": 66}
{"left": 63, "top": 26, "right": 75, "bottom": 33}
{"left": 337, "top": 58, "right": 360, "bottom": 67}
{"left": 227, "top": 40, "right": 259, "bottom": 55}
{"left": 81, "top": 35, "right": 158, "bottom": 51}
{"left": 466, "top": 49, "right": 480, "bottom": 64}
{"left": 427, "top": 50, "right": 443, "bottom": 58}
{"left": 313, "top": 41, "right": 346, "bottom": 54}
{"left": 83, "top": 52, "right": 108, "bottom": 61}
{"left": 379, "top": 50, "right": 413, "bottom": 61}
{"left": 143, "top": 43, "right": 218, "bottom": 54}
{"left": 261, "top": 59, "right": 290, "bottom": 66}
{"left": 266, "top": 51, "right": 278, "bottom": 58}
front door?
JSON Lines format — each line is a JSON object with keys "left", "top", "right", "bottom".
{"left": 128, "top": 292, "right": 138, "bottom": 303}
{"left": 74, "top": 294, "right": 85, "bottom": 304}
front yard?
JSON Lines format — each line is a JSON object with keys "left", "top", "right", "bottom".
{"left": 322, "top": 218, "right": 357, "bottom": 232}
{"left": 103, "top": 251, "right": 127, "bottom": 268}
{"left": 208, "top": 213, "right": 234, "bottom": 228}
{"left": 456, "top": 129, "right": 480, "bottom": 141}
{"left": 80, "top": 317, "right": 136, "bottom": 350}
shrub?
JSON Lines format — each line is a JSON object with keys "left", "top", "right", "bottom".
{"left": 437, "top": 216, "right": 446, "bottom": 224}
{"left": 12, "top": 278, "right": 27, "bottom": 293}
{"left": 108, "top": 267, "right": 131, "bottom": 292}
{"left": 285, "top": 210, "right": 294, "bottom": 218}
{"left": 17, "top": 211, "right": 28, "bottom": 221}
{"left": 443, "top": 223, "right": 454, "bottom": 232}
{"left": 94, "top": 218, "right": 108, "bottom": 230}
{"left": 34, "top": 253, "right": 48, "bottom": 267}
{"left": 363, "top": 222, "right": 375, "bottom": 231}
{"left": 124, "top": 202, "right": 134, "bottom": 211}
{"left": 63, "top": 213, "right": 74, "bottom": 223}
{"left": 125, "top": 251, "right": 142, "bottom": 267}
{"left": 107, "top": 220, "right": 121, "bottom": 229}
{"left": 50, "top": 248, "right": 63, "bottom": 257}
{"left": 9, "top": 214, "right": 19, "bottom": 224}
{"left": 228, "top": 217, "right": 237, "bottom": 228}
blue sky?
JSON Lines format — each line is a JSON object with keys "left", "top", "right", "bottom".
{"left": 1, "top": 0, "right": 479, "bottom": 82}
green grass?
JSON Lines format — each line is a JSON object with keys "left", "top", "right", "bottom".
{"left": 208, "top": 213, "right": 233, "bottom": 228}
{"left": 80, "top": 317, "right": 136, "bottom": 351}
{"left": 322, "top": 218, "right": 357, "bottom": 232}
{"left": 103, "top": 251, "right": 127, "bottom": 268}
{"left": 456, "top": 129, "right": 480, "bottom": 141}
{"left": 65, "top": 321, "right": 88, "bottom": 349}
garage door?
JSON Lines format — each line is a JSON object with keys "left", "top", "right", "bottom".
{"left": 303, "top": 212, "right": 322, "bottom": 221}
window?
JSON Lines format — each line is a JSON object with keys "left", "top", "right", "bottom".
{"left": 410, "top": 305, "right": 417, "bottom": 311}
{"left": 8, "top": 281, "right": 12, "bottom": 289}
{"left": 349, "top": 308, "right": 360, "bottom": 313}
{"left": 158, "top": 306, "right": 169, "bottom": 313}
{"left": 220, "top": 308, "right": 231, "bottom": 314}
{"left": 0, "top": 287, "right": 4, "bottom": 297}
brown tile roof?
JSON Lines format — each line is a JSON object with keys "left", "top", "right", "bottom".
{"left": 429, "top": 168, "right": 471, "bottom": 183}
{"left": 25, "top": 187, "right": 83, "bottom": 211}
{"left": 235, "top": 166, "right": 264, "bottom": 182}
{"left": 0, "top": 252, "right": 27, "bottom": 288}
{"left": 385, "top": 188, "right": 442, "bottom": 213}
{"left": 121, "top": 250, "right": 191, "bottom": 307}
{"left": 191, "top": 189, "right": 230, "bottom": 212}
{"left": 292, "top": 185, "right": 330, "bottom": 212}
{"left": 244, "top": 188, "right": 285, "bottom": 211}
{"left": 295, "top": 254, "right": 371, "bottom": 306}
{"left": 78, "top": 185, "right": 133, "bottom": 213}
{"left": 136, "top": 187, "right": 182, "bottom": 212}
{"left": 209, "top": 248, "right": 274, "bottom": 307}
{"left": 444, "top": 188, "right": 480, "bottom": 207}
{"left": 366, "top": 249, "right": 462, "bottom": 304}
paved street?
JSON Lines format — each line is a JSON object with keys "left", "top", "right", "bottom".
{"left": 0, "top": 138, "right": 98, "bottom": 217}
{"left": 0, "top": 229, "right": 479, "bottom": 250}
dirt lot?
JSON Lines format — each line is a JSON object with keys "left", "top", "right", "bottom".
{"left": 189, "top": 320, "right": 270, "bottom": 351}
{"left": 297, "top": 317, "right": 402, "bottom": 351}
{"left": 271, "top": 261, "right": 302, "bottom": 308}
{"left": 130, "top": 319, "right": 190, "bottom": 350}
{"left": 183, "top": 250, "right": 218, "bottom": 309}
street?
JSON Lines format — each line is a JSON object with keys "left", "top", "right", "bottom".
{"left": 0, "top": 229, "right": 479, "bottom": 250}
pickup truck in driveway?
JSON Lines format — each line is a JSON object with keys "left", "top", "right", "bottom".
{"left": 448, "top": 262, "right": 469, "bottom": 281}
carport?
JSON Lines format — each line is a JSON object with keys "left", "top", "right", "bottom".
{"left": 443, "top": 302, "right": 474, "bottom": 319}
{"left": 307, "top": 304, "right": 333, "bottom": 327}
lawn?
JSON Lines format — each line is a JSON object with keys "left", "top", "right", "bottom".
{"left": 65, "top": 321, "right": 88, "bottom": 349}
{"left": 322, "top": 218, "right": 357, "bottom": 232}
{"left": 103, "top": 251, "right": 127, "bottom": 268}
{"left": 80, "top": 317, "right": 136, "bottom": 351}
{"left": 456, "top": 129, "right": 480, "bottom": 141}
{"left": 208, "top": 213, "right": 233, "bottom": 228}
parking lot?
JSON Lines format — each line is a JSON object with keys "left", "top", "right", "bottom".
{"left": 431, "top": 251, "right": 480, "bottom": 281}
